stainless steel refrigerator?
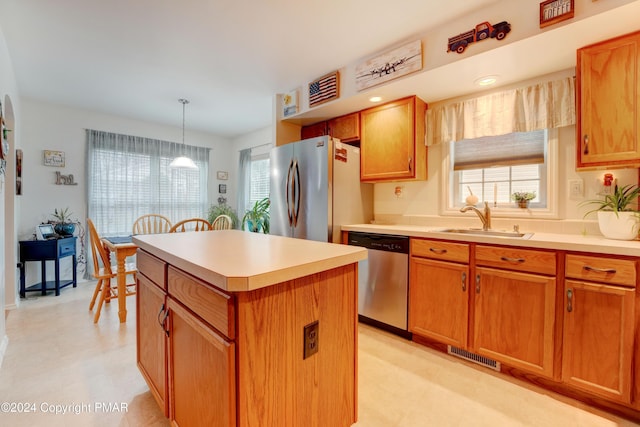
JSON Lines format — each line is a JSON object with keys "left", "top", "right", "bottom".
{"left": 270, "top": 136, "right": 373, "bottom": 243}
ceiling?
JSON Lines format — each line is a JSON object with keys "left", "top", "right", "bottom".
{"left": 0, "top": 0, "right": 639, "bottom": 138}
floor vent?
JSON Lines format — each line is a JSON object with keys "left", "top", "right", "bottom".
{"left": 447, "top": 346, "right": 501, "bottom": 371}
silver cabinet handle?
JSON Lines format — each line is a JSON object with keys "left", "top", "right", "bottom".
{"left": 475, "top": 274, "right": 481, "bottom": 294}
{"left": 429, "top": 248, "right": 447, "bottom": 255}
{"left": 583, "top": 265, "right": 616, "bottom": 274}
{"left": 500, "top": 256, "right": 525, "bottom": 263}
{"left": 566, "top": 289, "right": 573, "bottom": 313}
{"left": 461, "top": 272, "right": 466, "bottom": 292}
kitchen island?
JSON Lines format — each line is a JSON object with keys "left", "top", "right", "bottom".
{"left": 133, "top": 230, "right": 366, "bottom": 427}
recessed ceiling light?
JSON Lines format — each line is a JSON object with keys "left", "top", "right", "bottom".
{"left": 474, "top": 75, "right": 498, "bottom": 86}
{"left": 369, "top": 96, "right": 382, "bottom": 102}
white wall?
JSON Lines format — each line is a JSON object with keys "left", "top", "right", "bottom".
{"left": 0, "top": 21, "right": 22, "bottom": 367}
{"left": 19, "top": 98, "right": 233, "bottom": 284}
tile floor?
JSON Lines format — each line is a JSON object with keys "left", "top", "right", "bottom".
{"left": 0, "top": 282, "right": 637, "bottom": 427}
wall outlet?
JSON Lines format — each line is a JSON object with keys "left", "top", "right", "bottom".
{"left": 569, "top": 179, "right": 584, "bottom": 199}
{"left": 303, "top": 321, "right": 319, "bottom": 359}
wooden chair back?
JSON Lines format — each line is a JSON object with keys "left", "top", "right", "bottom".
{"left": 132, "top": 214, "right": 172, "bottom": 235}
{"left": 87, "top": 218, "right": 114, "bottom": 277}
{"left": 211, "top": 214, "right": 233, "bottom": 230}
{"left": 86, "top": 218, "right": 137, "bottom": 323}
{"left": 169, "top": 218, "right": 213, "bottom": 233}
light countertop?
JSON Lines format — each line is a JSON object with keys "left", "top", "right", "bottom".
{"left": 342, "top": 224, "right": 640, "bottom": 257}
{"left": 133, "top": 230, "right": 367, "bottom": 292}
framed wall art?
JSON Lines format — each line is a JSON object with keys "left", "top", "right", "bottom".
{"left": 16, "top": 149, "right": 22, "bottom": 195}
{"left": 218, "top": 184, "right": 227, "bottom": 194}
{"left": 355, "top": 40, "right": 422, "bottom": 91}
{"left": 43, "top": 150, "right": 65, "bottom": 167}
{"left": 282, "top": 88, "right": 299, "bottom": 117}
{"left": 217, "top": 171, "right": 228, "bottom": 180}
{"left": 308, "top": 71, "right": 339, "bottom": 108}
{"left": 540, "top": 0, "right": 574, "bottom": 28}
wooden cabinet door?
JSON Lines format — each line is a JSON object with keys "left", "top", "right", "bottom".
{"left": 577, "top": 31, "right": 640, "bottom": 168}
{"left": 409, "top": 257, "right": 468, "bottom": 348}
{"left": 360, "top": 96, "right": 426, "bottom": 182}
{"left": 473, "top": 267, "right": 556, "bottom": 378}
{"left": 136, "top": 274, "right": 168, "bottom": 416}
{"left": 301, "top": 121, "right": 328, "bottom": 140}
{"left": 168, "top": 298, "right": 236, "bottom": 427}
{"left": 328, "top": 112, "right": 360, "bottom": 143}
{"left": 562, "top": 280, "right": 635, "bottom": 403}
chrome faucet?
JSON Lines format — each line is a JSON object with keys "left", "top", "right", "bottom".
{"left": 460, "top": 201, "right": 491, "bottom": 231}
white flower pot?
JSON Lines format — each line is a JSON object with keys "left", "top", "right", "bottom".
{"left": 597, "top": 211, "right": 639, "bottom": 240}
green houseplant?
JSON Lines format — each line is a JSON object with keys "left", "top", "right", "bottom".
{"left": 581, "top": 184, "right": 640, "bottom": 240}
{"left": 242, "top": 197, "right": 270, "bottom": 233}
{"left": 50, "top": 207, "right": 76, "bottom": 236}
{"left": 207, "top": 203, "right": 239, "bottom": 229}
{"left": 511, "top": 191, "right": 536, "bottom": 208}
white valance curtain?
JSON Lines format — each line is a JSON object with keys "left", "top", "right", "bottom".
{"left": 86, "top": 129, "right": 210, "bottom": 237}
{"left": 427, "top": 77, "right": 575, "bottom": 146}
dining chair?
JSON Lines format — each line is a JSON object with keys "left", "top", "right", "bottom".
{"left": 87, "top": 219, "right": 137, "bottom": 323}
{"left": 169, "top": 218, "right": 213, "bottom": 233}
{"left": 132, "top": 214, "right": 172, "bottom": 235}
{"left": 211, "top": 214, "right": 233, "bottom": 230}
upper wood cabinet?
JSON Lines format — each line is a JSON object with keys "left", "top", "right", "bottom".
{"left": 328, "top": 113, "right": 360, "bottom": 143}
{"left": 360, "top": 96, "right": 427, "bottom": 182}
{"left": 577, "top": 30, "right": 640, "bottom": 169}
{"left": 301, "top": 112, "right": 360, "bottom": 143}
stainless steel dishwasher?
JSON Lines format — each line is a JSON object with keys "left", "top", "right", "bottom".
{"left": 348, "top": 232, "right": 410, "bottom": 338}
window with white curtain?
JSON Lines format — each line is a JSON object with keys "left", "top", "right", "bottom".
{"left": 87, "top": 129, "right": 210, "bottom": 236}
{"left": 246, "top": 153, "right": 270, "bottom": 212}
{"left": 451, "top": 130, "right": 548, "bottom": 208}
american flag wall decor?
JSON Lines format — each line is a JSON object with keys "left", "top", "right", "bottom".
{"left": 308, "top": 71, "right": 339, "bottom": 108}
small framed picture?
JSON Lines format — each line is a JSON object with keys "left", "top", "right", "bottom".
{"left": 540, "top": 0, "right": 574, "bottom": 28}
{"left": 218, "top": 184, "right": 227, "bottom": 194}
{"left": 282, "top": 89, "right": 299, "bottom": 117}
{"left": 43, "top": 150, "right": 65, "bottom": 167}
{"left": 217, "top": 171, "right": 228, "bottom": 180}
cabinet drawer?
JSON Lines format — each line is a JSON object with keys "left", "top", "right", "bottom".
{"left": 476, "top": 245, "right": 556, "bottom": 275}
{"left": 137, "top": 250, "right": 167, "bottom": 290}
{"left": 566, "top": 254, "right": 636, "bottom": 287}
{"left": 168, "top": 266, "right": 235, "bottom": 339}
{"left": 58, "top": 238, "right": 76, "bottom": 257}
{"left": 411, "top": 239, "right": 469, "bottom": 263}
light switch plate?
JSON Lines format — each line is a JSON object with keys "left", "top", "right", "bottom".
{"left": 569, "top": 179, "right": 584, "bottom": 199}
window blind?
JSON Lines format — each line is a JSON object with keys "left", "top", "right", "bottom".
{"left": 453, "top": 131, "right": 545, "bottom": 171}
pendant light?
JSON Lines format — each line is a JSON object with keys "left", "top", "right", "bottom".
{"left": 169, "top": 98, "right": 198, "bottom": 170}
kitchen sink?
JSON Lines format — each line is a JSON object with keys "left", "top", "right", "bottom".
{"left": 436, "top": 228, "right": 534, "bottom": 239}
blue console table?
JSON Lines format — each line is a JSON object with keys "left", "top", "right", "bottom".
{"left": 19, "top": 237, "right": 77, "bottom": 297}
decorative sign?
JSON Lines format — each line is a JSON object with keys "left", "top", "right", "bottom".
{"left": 55, "top": 171, "right": 78, "bottom": 185}
{"left": 216, "top": 171, "right": 228, "bottom": 180}
{"left": 218, "top": 184, "right": 227, "bottom": 194}
{"left": 282, "top": 89, "right": 299, "bottom": 117}
{"left": 540, "top": 0, "right": 574, "bottom": 28}
{"left": 44, "top": 150, "right": 65, "bottom": 167}
{"left": 308, "top": 71, "right": 339, "bottom": 108}
{"left": 355, "top": 40, "right": 422, "bottom": 91}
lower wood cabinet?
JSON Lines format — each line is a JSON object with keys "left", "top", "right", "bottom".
{"left": 168, "top": 298, "right": 236, "bottom": 427}
{"left": 409, "top": 257, "right": 468, "bottom": 348}
{"left": 136, "top": 272, "right": 168, "bottom": 416}
{"left": 562, "top": 281, "right": 635, "bottom": 404}
{"left": 473, "top": 267, "right": 556, "bottom": 379}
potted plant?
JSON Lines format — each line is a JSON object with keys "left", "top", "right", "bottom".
{"left": 581, "top": 184, "right": 640, "bottom": 240}
{"left": 511, "top": 191, "right": 536, "bottom": 208}
{"left": 242, "top": 197, "right": 270, "bottom": 233}
{"left": 207, "top": 203, "right": 239, "bottom": 229}
{"left": 50, "top": 207, "right": 76, "bottom": 236}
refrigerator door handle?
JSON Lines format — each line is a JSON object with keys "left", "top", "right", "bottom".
{"left": 292, "top": 160, "right": 301, "bottom": 226}
{"left": 286, "top": 159, "right": 294, "bottom": 226}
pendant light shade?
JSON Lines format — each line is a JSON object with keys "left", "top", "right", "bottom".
{"left": 170, "top": 98, "right": 198, "bottom": 170}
